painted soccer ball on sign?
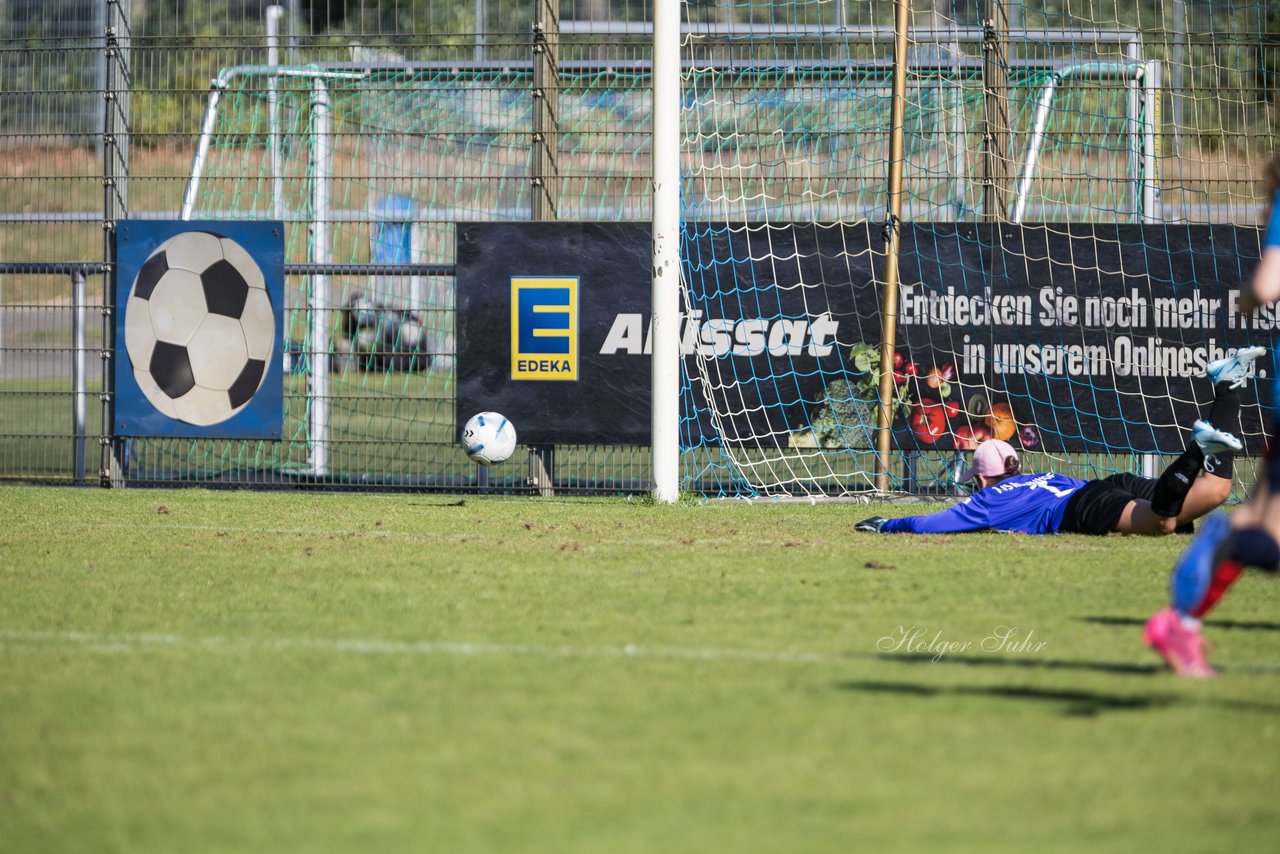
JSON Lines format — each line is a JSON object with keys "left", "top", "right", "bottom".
{"left": 123, "top": 231, "right": 275, "bottom": 426}
{"left": 462, "top": 411, "right": 517, "bottom": 465}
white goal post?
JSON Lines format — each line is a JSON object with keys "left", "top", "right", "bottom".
{"left": 650, "top": 0, "right": 682, "bottom": 503}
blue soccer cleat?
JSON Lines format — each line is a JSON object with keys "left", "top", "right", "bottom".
{"left": 1192, "top": 420, "right": 1243, "bottom": 456}
{"left": 1205, "top": 346, "right": 1266, "bottom": 389}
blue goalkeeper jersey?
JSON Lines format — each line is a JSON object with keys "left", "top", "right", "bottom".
{"left": 879, "top": 472, "right": 1088, "bottom": 535}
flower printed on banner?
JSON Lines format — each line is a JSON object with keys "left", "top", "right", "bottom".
{"left": 796, "top": 342, "right": 1041, "bottom": 451}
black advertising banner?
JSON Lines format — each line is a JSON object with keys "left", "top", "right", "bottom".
{"left": 456, "top": 222, "right": 1270, "bottom": 452}
{"left": 457, "top": 222, "right": 653, "bottom": 445}
{"left": 903, "top": 223, "right": 1270, "bottom": 454}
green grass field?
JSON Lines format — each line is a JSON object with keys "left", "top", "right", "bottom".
{"left": 3, "top": 486, "right": 1279, "bottom": 852}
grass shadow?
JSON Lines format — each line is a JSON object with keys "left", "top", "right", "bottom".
{"left": 837, "top": 679, "right": 1173, "bottom": 717}
{"left": 1080, "top": 615, "right": 1280, "bottom": 632}
{"left": 874, "top": 651, "right": 1162, "bottom": 675}
{"left": 839, "top": 679, "right": 1280, "bottom": 718}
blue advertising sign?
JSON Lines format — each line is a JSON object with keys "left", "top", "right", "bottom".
{"left": 113, "top": 220, "right": 285, "bottom": 438}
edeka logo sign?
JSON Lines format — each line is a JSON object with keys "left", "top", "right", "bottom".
{"left": 510, "top": 277, "right": 579, "bottom": 381}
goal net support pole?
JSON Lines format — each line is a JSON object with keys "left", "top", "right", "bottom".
{"left": 875, "top": 0, "right": 910, "bottom": 492}
{"left": 651, "top": 0, "right": 681, "bottom": 504}
{"left": 308, "top": 77, "right": 331, "bottom": 477}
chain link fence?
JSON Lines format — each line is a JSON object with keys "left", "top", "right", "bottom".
{"left": 1, "top": 0, "right": 1277, "bottom": 490}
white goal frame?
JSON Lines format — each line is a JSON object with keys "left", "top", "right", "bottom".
{"left": 646, "top": 18, "right": 1160, "bottom": 501}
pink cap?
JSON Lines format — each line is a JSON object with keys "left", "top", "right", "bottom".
{"left": 959, "top": 438, "right": 1019, "bottom": 482}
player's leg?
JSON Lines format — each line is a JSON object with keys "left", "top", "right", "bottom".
{"left": 1154, "top": 418, "right": 1240, "bottom": 527}
{"left": 1168, "top": 354, "right": 1254, "bottom": 520}
{"left": 1174, "top": 463, "right": 1233, "bottom": 523}
{"left": 1143, "top": 508, "right": 1235, "bottom": 678}
{"left": 1183, "top": 349, "right": 1280, "bottom": 612}
{"left": 1147, "top": 355, "right": 1279, "bottom": 676}
{"left": 1177, "top": 451, "right": 1280, "bottom": 621}
{"left": 1115, "top": 362, "right": 1252, "bottom": 534}
{"left": 1148, "top": 495, "right": 1280, "bottom": 678}
{"left": 1115, "top": 425, "right": 1241, "bottom": 535}
{"left": 1181, "top": 354, "right": 1252, "bottom": 510}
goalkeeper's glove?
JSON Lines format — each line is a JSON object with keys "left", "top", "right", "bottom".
{"left": 854, "top": 516, "right": 889, "bottom": 533}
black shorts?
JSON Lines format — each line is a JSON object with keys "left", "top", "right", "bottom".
{"left": 1059, "top": 473, "right": 1158, "bottom": 536}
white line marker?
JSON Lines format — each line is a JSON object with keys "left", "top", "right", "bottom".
{"left": 5, "top": 629, "right": 1278, "bottom": 673}
{"left": 0, "top": 628, "right": 839, "bottom": 665}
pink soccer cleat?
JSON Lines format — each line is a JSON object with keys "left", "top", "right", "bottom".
{"left": 1143, "top": 607, "right": 1217, "bottom": 678}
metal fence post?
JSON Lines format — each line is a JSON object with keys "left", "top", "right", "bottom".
{"left": 72, "top": 269, "right": 88, "bottom": 484}
{"left": 102, "top": 1, "right": 127, "bottom": 487}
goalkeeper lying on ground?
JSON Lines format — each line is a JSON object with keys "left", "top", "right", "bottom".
{"left": 855, "top": 348, "right": 1263, "bottom": 536}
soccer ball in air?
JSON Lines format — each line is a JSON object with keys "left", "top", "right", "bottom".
{"left": 462, "top": 411, "right": 517, "bottom": 465}
{"left": 123, "top": 230, "right": 274, "bottom": 426}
